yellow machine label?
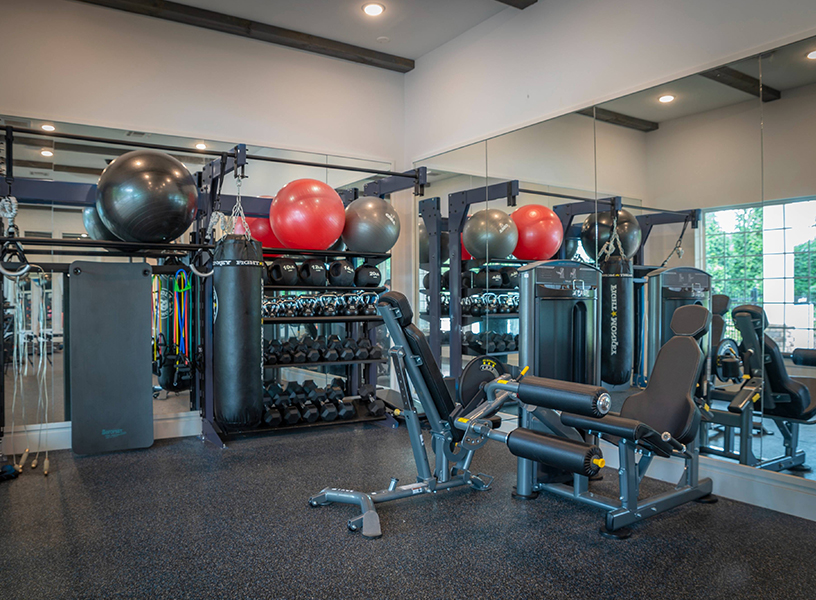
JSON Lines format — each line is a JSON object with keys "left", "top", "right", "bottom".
{"left": 752, "top": 393, "right": 761, "bottom": 403}
{"left": 457, "top": 418, "right": 469, "bottom": 424}
{"left": 497, "top": 379, "right": 509, "bottom": 385}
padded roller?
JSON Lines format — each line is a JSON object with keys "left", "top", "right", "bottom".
{"left": 516, "top": 376, "right": 610, "bottom": 417}
{"left": 793, "top": 348, "right": 816, "bottom": 367}
{"left": 560, "top": 413, "right": 675, "bottom": 457}
{"left": 506, "top": 428, "right": 604, "bottom": 477}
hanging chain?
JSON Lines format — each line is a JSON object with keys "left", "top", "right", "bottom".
{"left": 0, "top": 194, "right": 19, "bottom": 236}
{"left": 660, "top": 215, "right": 691, "bottom": 267}
{"left": 230, "top": 167, "right": 251, "bottom": 239}
{"left": 598, "top": 211, "right": 625, "bottom": 264}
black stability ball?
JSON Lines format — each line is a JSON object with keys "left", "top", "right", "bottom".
{"left": 96, "top": 149, "right": 197, "bottom": 243}
{"left": 580, "top": 209, "right": 642, "bottom": 260}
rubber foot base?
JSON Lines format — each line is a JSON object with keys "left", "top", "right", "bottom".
{"left": 695, "top": 494, "right": 719, "bottom": 504}
{"left": 599, "top": 526, "right": 631, "bottom": 540}
{"left": 511, "top": 486, "right": 538, "bottom": 500}
{"left": 788, "top": 464, "right": 812, "bottom": 473}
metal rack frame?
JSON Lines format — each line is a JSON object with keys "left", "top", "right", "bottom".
{"left": 0, "top": 125, "right": 425, "bottom": 449}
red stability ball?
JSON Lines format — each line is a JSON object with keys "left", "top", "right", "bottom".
{"left": 461, "top": 234, "right": 473, "bottom": 260}
{"left": 244, "top": 216, "right": 284, "bottom": 248}
{"left": 511, "top": 204, "right": 564, "bottom": 260}
{"left": 269, "top": 179, "right": 345, "bottom": 250}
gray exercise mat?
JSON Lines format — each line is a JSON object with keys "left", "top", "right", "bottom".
{"left": 69, "top": 261, "right": 153, "bottom": 455}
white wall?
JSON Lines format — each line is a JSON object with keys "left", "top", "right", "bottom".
{"left": 405, "top": 0, "right": 816, "bottom": 163}
{"left": 0, "top": 0, "right": 404, "bottom": 166}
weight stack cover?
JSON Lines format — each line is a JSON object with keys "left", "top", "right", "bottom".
{"left": 213, "top": 235, "right": 264, "bottom": 428}
{"left": 601, "top": 255, "right": 633, "bottom": 386}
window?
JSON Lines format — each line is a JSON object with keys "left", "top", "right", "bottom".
{"left": 705, "top": 199, "right": 816, "bottom": 351}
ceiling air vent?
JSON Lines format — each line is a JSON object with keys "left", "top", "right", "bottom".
{"left": 0, "top": 117, "right": 31, "bottom": 128}
{"left": 125, "top": 131, "right": 150, "bottom": 138}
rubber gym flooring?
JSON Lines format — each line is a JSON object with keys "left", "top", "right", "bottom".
{"left": 2, "top": 422, "right": 816, "bottom": 599}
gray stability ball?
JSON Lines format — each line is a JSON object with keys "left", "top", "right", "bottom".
{"left": 96, "top": 149, "right": 198, "bottom": 243}
{"left": 580, "top": 209, "right": 642, "bottom": 260}
{"left": 462, "top": 209, "right": 518, "bottom": 260}
{"left": 83, "top": 186, "right": 120, "bottom": 241}
{"left": 341, "top": 196, "right": 401, "bottom": 253}
{"left": 418, "top": 220, "right": 450, "bottom": 264}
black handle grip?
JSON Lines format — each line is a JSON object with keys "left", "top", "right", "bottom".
{"left": 506, "top": 428, "right": 604, "bottom": 477}
{"left": 516, "top": 376, "right": 610, "bottom": 417}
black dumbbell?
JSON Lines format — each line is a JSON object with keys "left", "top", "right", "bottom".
{"left": 285, "top": 382, "right": 319, "bottom": 423}
{"left": 263, "top": 404, "right": 282, "bottom": 427}
{"left": 287, "top": 337, "right": 307, "bottom": 363}
{"left": 303, "top": 380, "right": 338, "bottom": 421}
{"left": 264, "top": 340, "right": 279, "bottom": 365}
{"left": 503, "top": 333, "right": 517, "bottom": 351}
{"left": 359, "top": 383, "right": 386, "bottom": 417}
{"left": 343, "top": 338, "right": 368, "bottom": 360}
{"left": 306, "top": 337, "right": 323, "bottom": 362}
{"left": 357, "top": 338, "right": 383, "bottom": 360}
{"left": 327, "top": 378, "right": 345, "bottom": 401}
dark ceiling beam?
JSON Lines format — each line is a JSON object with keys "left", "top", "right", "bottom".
{"left": 15, "top": 136, "right": 210, "bottom": 164}
{"left": 495, "top": 0, "right": 538, "bottom": 8}
{"left": 576, "top": 107, "right": 659, "bottom": 132}
{"left": 699, "top": 66, "right": 781, "bottom": 102}
{"left": 74, "top": 0, "right": 415, "bottom": 73}
{"left": 13, "top": 160, "right": 103, "bottom": 176}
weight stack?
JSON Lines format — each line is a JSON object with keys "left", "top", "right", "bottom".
{"left": 601, "top": 255, "right": 634, "bottom": 386}
{"left": 213, "top": 235, "right": 264, "bottom": 428}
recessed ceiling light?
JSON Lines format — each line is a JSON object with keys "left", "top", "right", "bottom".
{"left": 41, "top": 124, "right": 55, "bottom": 132}
{"left": 363, "top": 3, "right": 384, "bottom": 16}
{"left": 195, "top": 143, "right": 207, "bottom": 150}
{"left": 659, "top": 94, "right": 675, "bottom": 103}
{"left": 41, "top": 150, "right": 54, "bottom": 157}
{"left": 807, "top": 50, "right": 816, "bottom": 60}
{"left": 376, "top": 36, "right": 390, "bottom": 44}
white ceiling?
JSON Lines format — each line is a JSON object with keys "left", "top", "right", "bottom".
{"left": 598, "top": 34, "right": 816, "bottom": 126}
{"left": 174, "top": 0, "right": 507, "bottom": 60}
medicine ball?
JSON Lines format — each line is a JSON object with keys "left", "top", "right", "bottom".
{"left": 354, "top": 265, "right": 381, "bottom": 288}
{"left": 299, "top": 259, "right": 327, "bottom": 286}
{"left": 580, "top": 209, "right": 642, "bottom": 260}
{"left": 328, "top": 260, "right": 355, "bottom": 286}
{"left": 268, "top": 258, "right": 299, "bottom": 286}
{"left": 500, "top": 266, "right": 519, "bottom": 289}
{"left": 96, "top": 149, "right": 197, "bottom": 243}
{"left": 473, "top": 269, "right": 502, "bottom": 289}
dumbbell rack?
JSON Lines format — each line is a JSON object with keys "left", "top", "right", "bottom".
{"left": 251, "top": 248, "right": 392, "bottom": 436}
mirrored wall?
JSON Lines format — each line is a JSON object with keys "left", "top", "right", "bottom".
{"left": 0, "top": 116, "right": 393, "bottom": 443}
{"left": 413, "top": 34, "right": 816, "bottom": 485}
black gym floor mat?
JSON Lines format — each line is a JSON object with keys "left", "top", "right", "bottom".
{"left": 1, "top": 424, "right": 815, "bottom": 599}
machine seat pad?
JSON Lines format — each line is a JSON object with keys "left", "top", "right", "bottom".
{"left": 379, "top": 291, "right": 414, "bottom": 327}
{"left": 620, "top": 335, "right": 704, "bottom": 445}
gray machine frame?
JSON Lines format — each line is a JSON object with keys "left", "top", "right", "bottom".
{"left": 517, "top": 260, "right": 714, "bottom": 535}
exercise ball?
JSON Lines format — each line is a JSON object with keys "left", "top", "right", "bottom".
{"left": 580, "top": 209, "right": 642, "bottom": 260}
{"left": 461, "top": 235, "right": 473, "bottom": 260}
{"left": 82, "top": 202, "right": 119, "bottom": 242}
{"left": 462, "top": 209, "right": 518, "bottom": 260}
{"left": 96, "top": 149, "right": 197, "bottom": 243}
{"left": 246, "top": 216, "right": 283, "bottom": 248}
{"left": 341, "top": 196, "right": 400, "bottom": 253}
{"left": 511, "top": 204, "right": 563, "bottom": 260}
{"left": 328, "top": 237, "right": 346, "bottom": 252}
{"left": 564, "top": 237, "right": 580, "bottom": 259}
{"left": 418, "top": 220, "right": 450, "bottom": 264}
{"left": 269, "top": 179, "right": 345, "bottom": 250}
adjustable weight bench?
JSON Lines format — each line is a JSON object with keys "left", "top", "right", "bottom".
{"left": 516, "top": 304, "right": 716, "bottom": 538}
{"left": 308, "top": 291, "right": 689, "bottom": 539}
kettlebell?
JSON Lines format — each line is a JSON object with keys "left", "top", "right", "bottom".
{"left": 500, "top": 266, "right": 519, "bottom": 289}
{"left": 299, "top": 259, "right": 327, "bottom": 286}
{"left": 328, "top": 260, "right": 355, "bottom": 287}
{"left": 268, "top": 258, "right": 299, "bottom": 286}
{"left": 360, "top": 292, "right": 379, "bottom": 315}
{"left": 470, "top": 296, "right": 484, "bottom": 317}
{"left": 321, "top": 293, "right": 338, "bottom": 317}
{"left": 280, "top": 298, "right": 297, "bottom": 318}
{"left": 354, "top": 265, "right": 381, "bottom": 288}
{"left": 342, "top": 293, "right": 359, "bottom": 315}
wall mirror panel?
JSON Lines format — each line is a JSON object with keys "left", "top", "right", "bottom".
{"left": 0, "top": 115, "right": 392, "bottom": 441}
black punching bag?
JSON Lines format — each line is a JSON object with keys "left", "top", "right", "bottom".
{"left": 213, "top": 235, "right": 264, "bottom": 428}
{"left": 601, "top": 255, "right": 633, "bottom": 385}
